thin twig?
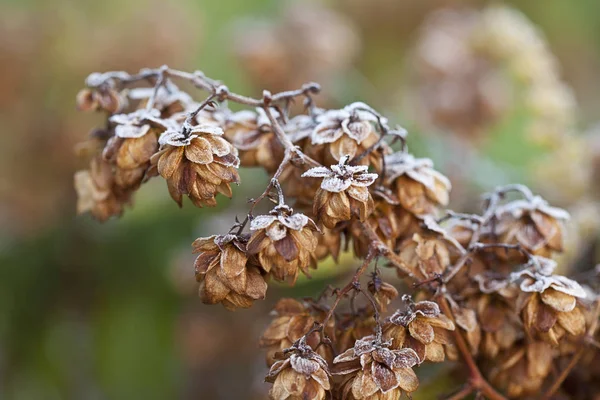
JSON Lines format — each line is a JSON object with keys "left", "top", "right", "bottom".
{"left": 438, "top": 296, "right": 508, "bottom": 400}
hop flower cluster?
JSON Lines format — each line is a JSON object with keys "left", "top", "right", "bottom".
{"left": 75, "top": 67, "right": 600, "bottom": 399}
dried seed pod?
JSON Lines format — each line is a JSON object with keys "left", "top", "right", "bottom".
{"left": 266, "top": 344, "right": 331, "bottom": 400}
{"left": 451, "top": 304, "right": 482, "bottom": 357}
{"left": 247, "top": 206, "right": 319, "bottom": 284}
{"left": 396, "top": 218, "right": 463, "bottom": 280}
{"left": 193, "top": 234, "right": 267, "bottom": 311}
{"left": 515, "top": 265, "right": 587, "bottom": 346}
{"left": 260, "top": 298, "right": 333, "bottom": 366}
{"left": 488, "top": 341, "right": 556, "bottom": 398}
{"left": 76, "top": 87, "right": 124, "bottom": 114}
{"left": 368, "top": 279, "right": 399, "bottom": 313}
{"left": 314, "top": 227, "right": 343, "bottom": 262}
{"left": 302, "top": 156, "right": 377, "bottom": 229}
{"left": 384, "top": 300, "right": 455, "bottom": 362}
{"left": 74, "top": 155, "right": 132, "bottom": 221}
{"left": 489, "top": 195, "right": 569, "bottom": 259}
{"left": 336, "top": 310, "right": 378, "bottom": 355}
{"left": 150, "top": 125, "right": 240, "bottom": 207}
{"left": 225, "top": 108, "right": 285, "bottom": 172}
{"left": 333, "top": 335, "right": 420, "bottom": 399}
{"left": 309, "top": 103, "right": 381, "bottom": 166}
{"left": 104, "top": 109, "right": 170, "bottom": 189}
{"left": 384, "top": 152, "right": 451, "bottom": 217}
{"left": 467, "top": 280, "right": 522, "bottom": 358}
{"left": 128, "top": 81, "right": 195, "bottom": 118}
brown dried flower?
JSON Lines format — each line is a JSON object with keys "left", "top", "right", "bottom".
{"left": 193, "top": 234, "right": 267, "bottom": 310}
{"left": 128, "top": 82, "right": 194, "bottom": 118}
{"left": 333, "top": 335, "right": 420, "bottom": 399}
{"left": 469, "top": 278, "right": 522, "bottom": 358}
{"left": 490, "top": 195, "right": 569, "bottom": 259}
{"left": 384, "top": 152, "right": 451, "bottom": 216}
{"left": 309, "top": 103, "right": 380, "bottom": 165}
{"left": 76, "top": 72, "right": 130, "bottom": 113}
{"left": 368, "top": 279, "right": 399, "bottom": 313}
{"left": 150, "top": 125, "right": 240, "bottom": 207}
{"left": 336, "top": 311, "right": 378, "bottom": 355}
{"left": 514, "top": 261, "right": 587, "bottom": 345}
{"left": 247, "top": 205, "right": 319, "bottom": 284}
{"left": 302, "top": 156, "right": 377, "bottom": 229}
{"left": 74, "top": 155, "right": 131, "bottom": 221}
{"left": 260, "top": 298, "right": 333, "bottom": 366}
{"left": 384, "top": 299, "right": 455, "bottom": 362}
{"left": 266, "top": 344, "right": 331, "bottom": 400}
{"left": 488, "top": 341, "right": 556, "bottom": 398}
{"left": 225, "top": 108, "right": 285, "bottom": 172}
{"left": 76, "top": 87, "right": 124, "bottom": 114}
{"left": 396, "top": 217, "right": 463, "bottom": 280}
{"left": 102, "top": 109, "right": 167, "bottom": 189}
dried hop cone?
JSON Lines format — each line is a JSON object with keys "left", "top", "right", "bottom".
{"left": 489, "top": 341, "right": 556, "bottom": 398}
{"left": 515, "top": 259, "right": 587, "bottom": 346}
{"left": 333, "top": 335, "right": 420, "bottom": 399}
{"left": 302, "top": 156, "right": 377, "bottom": 229}
{"left": 102, "top": 109, "right": 166, "bottom": 189}
{"left": 384, "top": 152, "right": 451, "bottom": 216}
{"left": 384, "top": 298, "right": 455, "bottom": 362}
{"left": 397, "top": 217, "right": 463, "bottom": 280}
{"left": 470, "top": 277, "right": 521, "bottom": 359}
{"left": 128, "top": 81, "right": 194, "bottom": 118}
{"left": 225, "top": 108, "right": 284, "bottom": 172}
{"left": 491, "top": 195, "right": 569, "bottom": 258}
{"left": 260, "top": 298, "right": 334, "bottom": 366}
{"left": 266, "top": 342, "right": 331, "bottom": 400}
{"left": 247, "top": 205, "right": 319, "bottom": 284}
{"left": 150, "top": 125, "right": 240, "bottom": 207}
{"left": 76, "top": 87, "right": 124, "bottom": 114}
{"left": 74, "top": 155, "right": 131, "bottom": 221}
{"left": 193, "top": 234, "right": 267, "bottom": 310}
{"left": 76, "top": 72, "right": 130, "bottom": 113}
{"left": 368, "top": 278, "right": 399, "bottom": 313}
{"left": 309, "top": 102, "right": 380, "bottom": 165}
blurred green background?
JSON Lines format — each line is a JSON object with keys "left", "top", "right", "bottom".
{"left": 1, "top": 0, "right": 600, "bottom": 399}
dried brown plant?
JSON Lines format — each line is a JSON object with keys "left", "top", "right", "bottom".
{"left": 74, "top": 65, "right": 600, "bottom": 399}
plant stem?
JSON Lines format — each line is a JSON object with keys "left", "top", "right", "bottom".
{"left": 438, "top": 296, "right": 508, "bottom": 400}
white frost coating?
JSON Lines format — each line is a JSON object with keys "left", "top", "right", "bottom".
{"left": 158, "top": 125, "right": 225, "bottom": 147}
{"left": 110, "top": 109, "right": 164, "bottom": 138}
{"left": 85, "top": 71, "right": 130, "bottom": 87}
{"left": 384, "top": 152, "right": 452, "bottom": 193}
{"left": 494, "top": 195, "right": 570, "bottom": 221}
{"left": 422, "top": 216, "right": 465, "bottom": 253}
{"left": 302, "top": 159, "right": 378, "bottom": 193}
{"left": 250, "top": 212, "right": 311, "bottom": 232}
{"left": 310, "top": 102, "right": 380, "bottom": 145}
{"left": 516, "top": 269, "right": 586, "bottom": 299}
{"left": 128, "top": 82, "right": 194, "bottom": 109}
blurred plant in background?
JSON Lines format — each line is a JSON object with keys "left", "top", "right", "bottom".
{"left": 2, "top": 0, "right": 600, "bottom": 399}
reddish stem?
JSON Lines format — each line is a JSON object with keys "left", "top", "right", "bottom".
{"left": 438, "top": 296, "right": 508, "bottom": 400}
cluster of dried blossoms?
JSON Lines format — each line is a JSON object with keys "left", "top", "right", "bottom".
{"left": 74, "top": 66, "right": 599, "bottom": 399}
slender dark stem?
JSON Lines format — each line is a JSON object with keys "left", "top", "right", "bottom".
{"left": 359, "top": 221, "right": 415, "bottom": 278}
{"left": 359, "top": 287, "right": 383, "bottom": 341}
{"left": 438, "top": 296, "right": 508, "bottom": 400}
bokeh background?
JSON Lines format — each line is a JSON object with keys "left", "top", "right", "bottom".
{"left": 2, "top": 0, "right": 600, "bottom": 398}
